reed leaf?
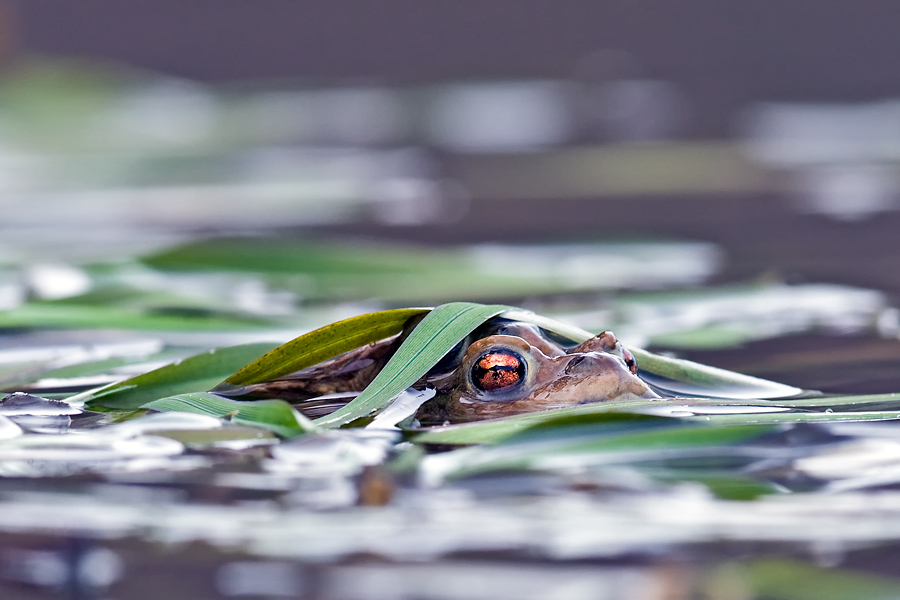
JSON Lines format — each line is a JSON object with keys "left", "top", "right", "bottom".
{"left": 76, "top": 342, "right": 278, "bottom": 410}
{"left": 216, "top": 308, "right": 428, "bottom": 388}
{"left": 314, "top": 302, "right": 510, "bottom": 428}
{"left": 144, "top": 392, "right": 314, "bottom": 438}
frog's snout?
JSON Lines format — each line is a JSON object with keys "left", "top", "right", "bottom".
{"left": 571, "top": 332, "right": 619, "bottom": 354}
{"left": 562, "top": 351, "right": 628, "bottom": 376}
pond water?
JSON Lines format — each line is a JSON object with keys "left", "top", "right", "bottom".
{"left": 3, "top": 60, "right": 900, "bottom": 600}
{"left": 3, "top": 233, "right": 900, "bottom": 600}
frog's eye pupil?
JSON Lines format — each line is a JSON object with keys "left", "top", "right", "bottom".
{"left": 472, "top": 351, "right": 525, "bottom": 392}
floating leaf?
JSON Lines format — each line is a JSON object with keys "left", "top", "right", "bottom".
{"left": 76, "top": 342, "right": 279, "bottom": 410}
{"left": 421, "top": 412, "right": 772, "bottom": 483}
{"left": 143, "top": 237, "right": 446, "bottom": 275}
{"left": 314, "top": 302, "right": 510, "bottom": 428}
{"left": 216, "top": 308, "right": 428, "bottom": 388}
{"left": 765, "top": 392, "right": 900, "bottom": 411}
{"left": 411, "top": 398, "right": 692, "bottom": 445}
{"left": 409, "top": 397, "right": 781, "bottom": 446}
{"left": 144, "top": 392, "right": 314, "bottom": 438}
{"left": 496, "top": 411, "right": 670, "bottom": 441}
{"left": 702, "top": 409, "right": 900, "bottom": 425}
{"left": 631, "top": 348, "right": 803, "bottom": 399}
{"left": 496, "top": 413, "right": 770, "bottom": 455}
{"left": 143, "top": 238, "right": 705, "bottom": 303}
{"left": 411, "top": 392, "right": 900, "bottom": 446}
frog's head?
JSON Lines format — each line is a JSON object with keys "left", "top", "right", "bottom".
{"left": 416, "top": 320, "right": 659, "bottom": 425}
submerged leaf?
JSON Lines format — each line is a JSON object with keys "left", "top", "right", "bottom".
{"left": 733, "top": 558, "right": 900, "bottom": 600}
{"left": 152, "top": 427, "right": 277, "bottom": 446}
{"left": 145, "top": 392, "right": 314, "bottom": 438}
{"left": 314, "top": 302, "right": 510, "bottom": 428}
{"left": 216, "top": 308, "right": 429, "bottom": 388}
{"left": 76, "top": 342, "right": 279, "bottom": 410}
{"left": 0, "top": 302, "right": 276, "bottom": 331}
{"left": 649, "top": 471, "right": 781, "bottom": 500}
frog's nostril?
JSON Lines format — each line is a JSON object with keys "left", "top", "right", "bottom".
{"left": 623, "top": 348, "right": 638, "bottom": 375}
{"left": 564, "top": 355, "right": 585, "bottom": 374}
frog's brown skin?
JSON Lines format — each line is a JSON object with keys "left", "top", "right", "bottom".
{"left": 243, "top": 318, "right": 659, "bottom": 423}
{"left": 232, "top": 333, "right": 403, "bottom": 418}
{"left": 415, "top": 322, "right": 659, "bottom": 425}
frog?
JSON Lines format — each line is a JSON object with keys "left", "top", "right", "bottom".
{"left": 415, "top": 319, "right": 659, "bottom": 424}
{"left": 244, "top": 316, "right": 660, "bottom": 424}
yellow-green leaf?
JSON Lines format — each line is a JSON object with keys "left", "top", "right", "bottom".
{"left": 144, "top": 392, "right": 315, "bottom": 438}
{"left": 215, "top": 308, "right": 429, "bottom": 388}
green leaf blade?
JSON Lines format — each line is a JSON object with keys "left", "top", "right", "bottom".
{"left": 742, "top": 558, "right": 900, "bottom": 600}
{"left": 216, "top": 308, "right": 429, "bottom": 388}
{"left": 314, "top": 302, "right": 510, "bottom": 429}
{"left": 631, "top": 347, "right": 804, "bottom": 399}
{"left": 422, "top": 412, "right": 773, "bottom": 483}
{"left": 144, "top": 392, "right": 315, "bottom": 438}
{"left": 77, "top": 342, "right": 279, "bottom": 410}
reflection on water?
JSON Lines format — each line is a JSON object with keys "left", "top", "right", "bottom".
{"left": 4, "top": 59, "right": 900, "bottom": 255}
{"left": 607, "top": 283, "right": 888, "bottom": 349}
{"left": 740, "top": 101, "right": 900, "bottom": 221}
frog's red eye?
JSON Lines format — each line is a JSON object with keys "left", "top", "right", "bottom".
{"left": 471, "top": 350, "right": 525, "bottom": 392}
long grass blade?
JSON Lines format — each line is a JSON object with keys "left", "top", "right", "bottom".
{"left": 314, "top": 302, "right": 510, "bottom": 428}
{"left": 144, "top": 392, "right": 315, "bottom": 438}
{"left": 76, "top": 342, "right": 278, "bottom": 410}
{"left": 215, "top": 308, "right": 428, "bottom": 389}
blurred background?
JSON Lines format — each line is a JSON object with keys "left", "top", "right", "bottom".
{"left": 4, "top": 1, "right": 900, "bottom": 259}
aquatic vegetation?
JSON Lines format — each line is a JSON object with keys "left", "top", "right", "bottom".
{"left": 32, "top": 301, "right": 900, "bottom": 486}
{"left": 1, "top": 239, "right": 899, "bottom": 594}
